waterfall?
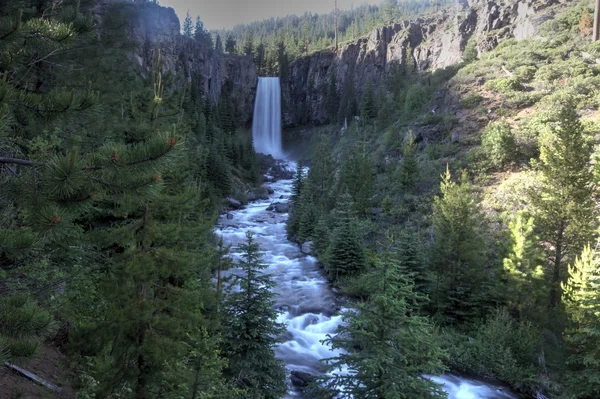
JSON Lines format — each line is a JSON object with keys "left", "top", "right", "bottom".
{"left": 252, "top": 77, "right": 283, "bottom": 159}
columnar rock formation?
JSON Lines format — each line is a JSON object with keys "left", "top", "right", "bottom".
{"left": 282, "top": 0, "right": 570, "bottom": 126}
{"left": 96, "top": 0, "right": 258, "bottom": 121}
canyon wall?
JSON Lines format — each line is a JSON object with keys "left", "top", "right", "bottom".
{"left": 95, "top": 0, "right": 258, "bottom": 121}
{"left": 283, "top": 0, "right": 570, "bottom": 126}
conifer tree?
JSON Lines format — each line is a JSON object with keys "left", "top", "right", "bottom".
{"left": 326, "top": 194, "right": 366, "bottom": 280}
{"left": 397, "top": 230, "right": 430, "bottom": 298}
{"left": 562, "top": 245, "right": 600, "bottom": 398}
{"left": 502, "top": 212, "right": 547, "bottom": 320}
{"left": 322, "top": 237, "right": 447, "bottom": 398}
{"left": 306, "top": 136, "right": 336, "bottom": 211}
{"left": 431, "top": 167, "right": 487, "bottom": 324}
{"left": 194, "top": 16, "right": 213, "bottom": 47}
{"left": 312, "top": 218, "right": 330, "bottom": 258}
{"left": 221, "top": 233, "right": 287, "bottom": 398}
{"left": 360, "top": 79, "right": 377, "bottom": 120}
{"left": 243, "top": 33, "right": 254, "bottom": 56}
{"left": 531, "top": 99, "right": 597, "bottom": 308}
{"left": 225, "top": 36, "right": 237, "bottom": 53}
{"left": 183, "top": 11, "right": 194, "bottom": 37}
{"left": 397, "top": 130, "right": 419, "bottom": 189}
{"left": 337, "top": 144, "right": 375, "bottom": 217}
{"left": 337, "top": 67, "right": 357, "bottom": 123}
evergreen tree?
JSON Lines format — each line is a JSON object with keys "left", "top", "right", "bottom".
{"left": 194, "top": 16, "right": 214, "bottom": 47}
{"left": 243, "top": 33, "right": 254, "bottom": 56}
{"left": 221, "top": 233, "right": 287, "bottom": 399}
{"left": 381, "top": 0, "right": 399, "bottom": 24}
{"left": 360, "top": 79, "right": 377, "bottom": 120}
{"left": 562, "top": 245, "right": 600, "bottom": 398}
{"left": 397, "top": 230, "right": 430, "bottom": 298}
{"left": 430, "top": 167, "right": 487, "bottom": 324}
{"left": 397, "top": 130, "right": 419, "bottom": 189}
{"left": 306, "top": 136, "right": 336, "bottom": 211}
{"left": 225, "top": 35, "right": 237, "bottom": 53}
{"left": 183, "top": 11, "right": 194, "bottom": 37}
{"left": 326, "top": 194, "right": 366, "bottom": 280}
{"left": 337, "top": 144, "right": 375, "bottom": 217}
{"left": 502, "top": 212, "right": 547, "bottom": 320}
{"left": 312, "top": 218, "right": 330, "bottom": 258}
{"left": 481, "top": 121, "right": 517, "bottom": 169}
{"left": 287, "top": 161, "right": 306, "bottom": 239}
{"left": 530, "top": 99, "right": 597, "bottom": 308}
{"left": 322, "top": 237, "right": 447, "bottom": 398}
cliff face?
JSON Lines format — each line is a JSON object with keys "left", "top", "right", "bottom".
{"left": 97, "top": 1, "right": 258, "bottom": 122}
{"left": 283, "top": 0, "right": 568, "bottom": 126}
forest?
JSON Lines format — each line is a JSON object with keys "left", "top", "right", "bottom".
{"left": 1, "top": 0, "right": 600, "bottom": 398}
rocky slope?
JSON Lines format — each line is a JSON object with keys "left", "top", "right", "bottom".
{"left": 96, "top": 0, "right": 258, "bottom": 121}
{"left": 283, "top": 0, "right": 572, "bottom": 126}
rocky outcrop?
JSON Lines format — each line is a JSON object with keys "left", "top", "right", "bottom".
{"left": 283, "top": 0, "right": 570, "bottom": 126}
{"left": 96, "top": 1, "right": 257, "bottom": 121}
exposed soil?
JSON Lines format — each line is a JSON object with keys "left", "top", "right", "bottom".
{"left": 0, "top": 345, "right": 75, "bottom": 399}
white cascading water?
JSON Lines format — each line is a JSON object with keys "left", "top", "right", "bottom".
{"left": 252, "top": 77, "right": 283, "bottom": 159}
{"left": 215, "top": 162, "right": 520, "bottom": 399}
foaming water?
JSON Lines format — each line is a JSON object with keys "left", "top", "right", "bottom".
{"left": 253, "top": 77, "right": 283, "bottom": 159}
{"left": 215, "top": 162, "right": 519, "bottom": 399}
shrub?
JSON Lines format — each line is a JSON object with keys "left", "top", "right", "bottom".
{"left": 481, "top": 120, "right": 517, "bottom": 168}
{"left": 459, "top": 93, "right": 484, "bottom": 109}
{"left": 445, "top": 309, "right": 541, "bottom": 394}
{"left": 485, "top": 76, "right": 523, "bottom": 93}
{"left": 404, "top": 84, "right": 429, "bottom": 115}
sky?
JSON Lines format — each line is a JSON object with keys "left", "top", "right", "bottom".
{"left": 159, "top": 0, "right": 380, "bottom": 30}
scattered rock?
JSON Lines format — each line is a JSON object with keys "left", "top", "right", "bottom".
{"left": 266, "top": 187, "right": 275, "bottom": 194}
{"left": 274, "top": 202, "right": 289, "bottom": 213}
{"left": 266, "top": 205, "right": 274, "bottom": 211}
{"left": 279, "top": 195, "right": 284, "bottom": 199}
{"left": 290, "top": 371, "right": 316, "bottom": 388}
{"left": 224, "top": 197, "right": 242, "bottom": 209}
{"left": 226, "top": 213, "right": 233, "bottom": 220}
{"left": 301, "top": 241, "right": 313, "bottom": 255}
{"left": 260, "top": 194, "right": 269, "bottom": 200}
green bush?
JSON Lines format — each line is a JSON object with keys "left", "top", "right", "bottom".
{"left": 481, "top": 120, "right": 517, "bottom": 168}
{"left": 404, "top": 84, "right": 429, "bottom": 115}
{"left": 445, "top": 309, "right": 541, "bottom": 393}
{"left": 485, "top": 76, "right": 524, "bottom": 93}
{"left": 459, "top": 93, "right": 484, "bottom": 109}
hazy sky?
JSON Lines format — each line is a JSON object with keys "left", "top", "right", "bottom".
{"left": 159, "top": 0, "right": 380, "bottom": 30}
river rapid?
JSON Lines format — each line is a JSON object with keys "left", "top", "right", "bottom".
{"left": 215, "top": 163, "right": 518, "bottom": 399}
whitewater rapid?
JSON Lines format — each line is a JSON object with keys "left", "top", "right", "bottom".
{"left": 215, "top": 164, "right": 518, "bottom": 399}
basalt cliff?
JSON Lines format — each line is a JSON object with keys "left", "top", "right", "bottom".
{"left": 282, "top": 0, "right": 572, "bottom": 126}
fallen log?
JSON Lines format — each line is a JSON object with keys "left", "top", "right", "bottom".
{"left": 4, "top": 362, "right": 63, "bottom": 393}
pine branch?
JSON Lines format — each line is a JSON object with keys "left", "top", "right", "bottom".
{"left": 0, "top": 157, "right": 41, "bottom": 167}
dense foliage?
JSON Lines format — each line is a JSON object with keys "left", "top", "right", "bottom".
{"left": 287, "top": 1, "right": 600, "bottom": 398}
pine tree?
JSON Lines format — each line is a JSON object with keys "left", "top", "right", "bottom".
{"left": 530, "top": 99, "right": 597, "bottom": 308}
{"left": 221, "top": 233, "right": 287, "bottom": 398}
{"left": 337, "top": 144, "right": 375, "bottom": 217}
{"left": 243, "top": 33, "right": 254, "bottom": 56}
{"left": 360, "top": 79, "right": 377, "bottom": 120}
{"left": 183, "top": 11, "right": 194, "bottom": 37}
{"left": 194, "top": 16, "right": 213, "bottom": 47}
{"left": 431, "top": 166, "right": 487, "bottom": 324}
{"left": 322, "top": 237, "right": 447, "bottom": 398}
{"left": 225, "top": 36, "right": 237, "bottom": 53}
{"left": 326, "top": 194, "right": 366, "bottom": 280}
{"left": 306, "top": 136, "right": 336, "bottom": 211}
{"left": 397, "top": 130, "right": 419, "bottom": 189}
{"left": 562, "top": 245, "right": 600, "bottom": 398}
{"left": 312, "top": 218, "right": 330, "bottom": 258}
{"left": 381, "top": 0, "right": 399, "bottom": 24}
{"left": 502, "top": 212, "right": 547, "bottom": 320}
{"left": 397, "top": 230, "right": 430, "bottom": 299}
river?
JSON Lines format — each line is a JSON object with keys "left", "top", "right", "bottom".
{"left": 215, "top": 163, "right": 518, "bottom": 399}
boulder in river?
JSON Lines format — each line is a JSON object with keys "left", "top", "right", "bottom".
{"left": 301, "top": 241, "right": 313, "bottom": 255}
{"left": 224, "top": 197, "right": 242, "bottom": 209}
{"left": 266, "top": 187, "right": 275, "bottom": 194}
{"left": 274, "top": 202, "right": 289, "bottom": 213}
{"left": 290, "top": 370, "right": 316, "bottom": 388}
{"left": 226, "top": 213, "right": 233, "bottom": 220}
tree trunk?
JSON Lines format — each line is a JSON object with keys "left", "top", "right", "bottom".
{"left": 549, "top": 224, "right": 564, "bottom": 308}
{"left": 594, "top": 0, "right": 600, "bottom": 41}
{"left": 334, "top": 0, "right": 339, "bottom": 51}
